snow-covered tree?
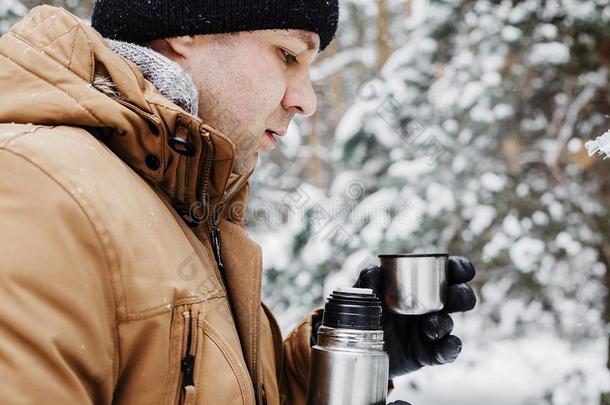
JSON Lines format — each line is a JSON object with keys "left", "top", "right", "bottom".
{"left": 1, "top": 0, "right": 94, "bottom": 34}
{"left": 255, "top": 0, "right": 610, "bottom": 403}
{"left": 0, "top": 0, "right": 27, "bottom": 34}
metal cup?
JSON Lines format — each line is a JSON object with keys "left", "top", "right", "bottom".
{"left": 379, "top": 254, "right": 448, "bottom": 315}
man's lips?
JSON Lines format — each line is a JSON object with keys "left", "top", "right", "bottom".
{"left": 270, "top": 128, "right": 287, "bottom": 137}
{"left": 263, "top": 129, "right": 286, "bottom": 151}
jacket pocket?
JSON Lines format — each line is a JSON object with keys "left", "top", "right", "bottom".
{"left": 165, "top": 299, "right": 253, "bottom": 405}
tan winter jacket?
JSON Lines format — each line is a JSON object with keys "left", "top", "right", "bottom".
{"left": 0, "top": 6, "right": 314, "bottom": 405}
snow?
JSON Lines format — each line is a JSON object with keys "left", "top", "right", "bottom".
{"left": 501, "top": 25, "right": 522, "bottom": 42}
{"left": 507, "top": 2, "right": 534, "bottom": 24}
{"left": 458, "top": 81, "right": 485, "bottom": 109}
{"left": 510, "top": 237, "right": 546, "bottom": 272}
{"left": 323, "top": 249, "right": 376, "bottom": 298}
{"left": 482, "top": 232, "right": 511, "bottom": 260}
{"left": 548, "top": 201, "right": 564, "bottom": 220}
{"left": 550, "top": 87, "right": 598, "bottom": 164}
{"left": 0, "top": 0, "right": 27, "bottom": 18}
{"left": 385, "top": 191, "right": 425, "bottom": 241}
{"left": 555, "top": 231, "right": 582, "bottom": 256}
{"left": 425, "top": 183, "right": 455, "bottom": 216}
{"left": 467, "top": 205, "right": 496, "bottom": 234}
{"left": 528, "top": 42, "right": 571, "bottom": 65}
{"left": 493, "top": 103, "right": 514, "bottom": 120}
{"left": 537, "top": 23, "right": 558, "bottom": 40}
{"left": 482, "top": 71, "right": 502, "bottom": 87}
{"left": 403, "top": 0, "right": 429, "bottom": 29}
{"left": 470, "top": 103, "right": 496, "bottom": 123}
{"left": 388, "top": 158, "right": 435, "bottom": 181}
{"left": 428, "top": 79, "right": 460, "bottom": 112}
{"left": 532, "top": 210, "right": 550, "bottom": 226}
{"left": 310, "top": 47, "right": 377, "bottom": 82}
{"left": 301, "top": 238, "right": 333, "bottom": 267}
{"left": 389, "top": 334, "right": 610, "bottom": 405}
{"left": 567, "top": 137, "right": 583, "bottom": 153}
{"left": 586, "top": 130, "right": 610, "bottom": 158}
{"left": 335, "top": 103, "right": 369, "bottom": 143}
{"left": 563, "top": 0, "right": 597, "bottom": 20}
{"left": 480, "top": 54, "right": 506, "bottom": 72}
{"left": 350, "top": 188, "right": 399, "bottom": 224}
{"left": 480, "top": 172, "right": 507, "bottom": 192}
{"left": 280, "top": 121, "right": 302, "bottom": 159}
{"left": 258, "top": 231, "right": 293, "bottom": 269}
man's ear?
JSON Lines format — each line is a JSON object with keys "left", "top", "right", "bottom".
{"left": 147, "top": 36, "right": 196, "bottom": 68}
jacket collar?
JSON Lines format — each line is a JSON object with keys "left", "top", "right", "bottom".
{"left": 105, "top": 39, "right": 199, "bottom": 117}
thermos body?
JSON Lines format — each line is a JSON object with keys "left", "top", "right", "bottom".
{"left": 307, "top": 326, "right": 389, "bottom": 405}
{"left": 306, "top": 288, "right": 389, "bottom": 405}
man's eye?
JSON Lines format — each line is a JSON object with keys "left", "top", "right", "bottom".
{"left": 280, "top": 49, "right": 299, "bottom": 65}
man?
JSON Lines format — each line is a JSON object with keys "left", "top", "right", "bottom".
{"left": 0, "top": 1, "right": 476, "bottom": 404}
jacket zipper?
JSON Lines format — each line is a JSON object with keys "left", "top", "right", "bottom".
{"left": 196, "top": 130, "right": 259, "bottom": 403}
{"left": 198, "top": 128, "right": 251, "bottom": 274}
{"left": 198, "top": 130, "right": 225, "bottom": 275}
{"left": 207, "top": 174, "right": 250, "bottom": 276}
{"left": 199, "top": 130, "right": 214, "bottom": 210}
{"left": 180, "top": 306, "right": 199, "bottom": 404}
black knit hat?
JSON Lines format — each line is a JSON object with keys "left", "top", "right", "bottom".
{"left": 91, "top": 0, "right": 339, "bottom": 52}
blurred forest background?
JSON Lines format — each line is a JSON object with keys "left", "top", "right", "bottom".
{"left": 3, "top": 0, "right": 610, "bottom": 403}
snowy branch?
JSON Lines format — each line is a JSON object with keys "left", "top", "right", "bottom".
{"left": 586, "top": 130, "right": 610, "bottom": 159}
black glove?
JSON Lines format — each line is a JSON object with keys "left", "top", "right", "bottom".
{"left": 353, "top": 256, "right": 476, "bottom": 378}
{"left": 310, "top": 309, "right": 324, "bottom": 347}
{"left": 387, "top": 402, "right": 411, "bottom": 405}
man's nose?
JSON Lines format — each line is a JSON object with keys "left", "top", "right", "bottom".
{"left": 282, "top": 73, "right": 317, "bottom": 117}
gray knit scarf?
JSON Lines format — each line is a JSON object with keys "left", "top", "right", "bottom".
{"left": 106, "top": 39, "right": 199, "bottom": 117}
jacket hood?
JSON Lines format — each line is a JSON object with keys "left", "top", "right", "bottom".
{"left": 0, "top": 5, "right": 244, "bottom": 212}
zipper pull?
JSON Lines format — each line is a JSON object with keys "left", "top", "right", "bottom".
{"left": 210, "top": 227, "right": 224, "bottom": 273}
{"left": 181, "top": 354, "right": 195, "bottom": 387}
{"left": 181, "top": 309, "right": 195, "bottom": 388}
{"left": 261, "top": 384, "right": 267, "bottom": 405}
{"left": 181, "top": 307, "right": 199, "bottom": 389}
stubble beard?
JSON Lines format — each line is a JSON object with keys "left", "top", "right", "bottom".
{"left": 232, "top": 153, "right": 256, "bottom": 175}
{"left": 195, "top": 98, "right": 258, "bottom": 176}
{"left": 231, "top": 132, "right": 259, "bottom": 175}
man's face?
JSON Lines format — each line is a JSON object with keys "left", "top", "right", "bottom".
{"left": 180, "top": 30, "right": 320, "bottom": 175}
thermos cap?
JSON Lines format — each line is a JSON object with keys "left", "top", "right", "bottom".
{"left": 321, "top": 288, "right": 382, "bottom": 330}
{"left": 336, "top": 287, "right": 373, "bottom": 294}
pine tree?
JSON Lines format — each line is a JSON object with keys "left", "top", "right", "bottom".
{"left": 260, "top": 0, "right": 610, "bottom": 401}
{"left": 0, "top": 0, "right": 94, "bottom": 35}
{"left": 0, "top": 0, "right": 27, "bottom": 34}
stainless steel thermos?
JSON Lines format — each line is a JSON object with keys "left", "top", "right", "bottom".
{"left": 306, "top": 287, "right": 389, "bottom": 405}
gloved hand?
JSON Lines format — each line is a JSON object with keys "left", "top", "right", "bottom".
{"left": 353, "top": 256, "right": 476, "bottom": 378}
{"left": 387, "top": 401, "right": 411, "bottom": 405}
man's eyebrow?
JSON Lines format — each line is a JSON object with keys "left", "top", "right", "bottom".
{"left": 279, "top": 31, "right": 320, "bottom": 52}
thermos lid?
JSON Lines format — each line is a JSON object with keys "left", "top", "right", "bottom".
{"left": 322, "top": 288, "right": 382, "bottom": 330}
